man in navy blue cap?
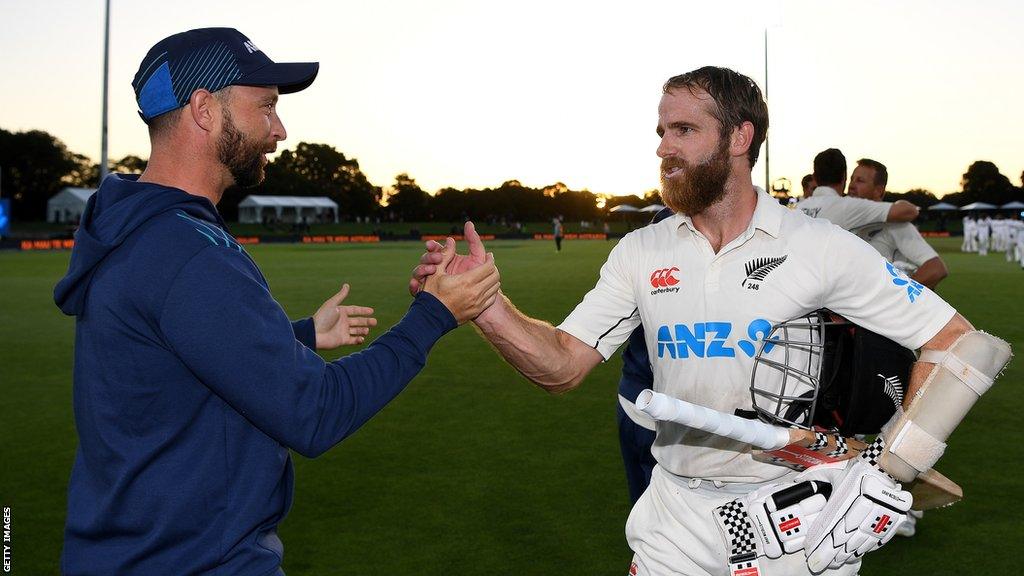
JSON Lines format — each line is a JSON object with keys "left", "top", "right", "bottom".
{"left": 55, "top": 28, "right": 501, "bottom": 575}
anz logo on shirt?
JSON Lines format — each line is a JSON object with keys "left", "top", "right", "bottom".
{"left": 656, "top": 318, "right": 776, "bottom": 359}
{"left": 885, "top": 261, "right": 923, "bottom": 302}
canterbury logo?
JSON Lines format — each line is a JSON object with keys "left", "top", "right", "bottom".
{"left": 243, "top": 40, "right": 260, "bottom": 54}
{"left": 742, "top": 256, "right": 787, "bottom": 288}
{"left": 878, "top": 374, "right": 904, "bottom": 408}
{"left": 650, "top": 267, "right": 680, "bottom": 288}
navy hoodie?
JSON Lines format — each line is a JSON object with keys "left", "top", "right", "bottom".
{"left": 54, "top": 174, "right": 457, "bottom": 576}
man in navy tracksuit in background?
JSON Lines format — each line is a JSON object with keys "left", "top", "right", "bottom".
{"left": 616, "top": 206, "right": 674, "bottom": 505}
{"left": 53, "top": 28, "right": 500, "bottom": 575}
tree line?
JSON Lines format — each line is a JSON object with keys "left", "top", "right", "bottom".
{"left": 2, "top": 128, "right": 1022, "bottom": 223}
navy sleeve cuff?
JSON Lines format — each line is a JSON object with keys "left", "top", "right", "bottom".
{"left": 291, "top": 318, "right": 317, "bottom": 349}
{"left": 403, "top": 291, "right": 458, "bottom": 348}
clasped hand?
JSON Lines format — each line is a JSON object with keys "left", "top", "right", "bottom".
{"left": 410, "top": 221, "right": 501, "bottom": 324}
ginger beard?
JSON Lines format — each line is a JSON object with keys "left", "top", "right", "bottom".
{"left": 660, "top": 134, "right": 732, "bottom": 216}
{"left": 217, "top": 107, "right": 270, "bottom": 189}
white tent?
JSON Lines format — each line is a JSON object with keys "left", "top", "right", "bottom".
{"left": 237, "top": 195, "right": 339, "bottom": 224}
{"left": 959, "top": 202, "right": 997, "bottom": 211}
{"left": 47, "top": 187, "right": 96, "bottom": 223}
{"left": 609, "top": 204, "right": 640, "bottom": 213}
{"left": 640, "top": 204, "right": 666, "bottom": 213}
{"left": 927, "top": 202, "right": 958, "bottom": 211}
{"left": 1000, "top": 200, "right": 1024, "bottom": 209}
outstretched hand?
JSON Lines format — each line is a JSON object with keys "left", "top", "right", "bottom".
{"left": 409, "top": 221, "right": 489, "bottom": 296}
{"left": 312, "top": 283, "right": 378, "bottom": 349}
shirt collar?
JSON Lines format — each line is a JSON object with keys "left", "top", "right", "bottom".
{"left": 811, "top": 185, "right": 841, "bottom": 197}
{"left": 676, "top": 186, "right": 782, "bottom": 240}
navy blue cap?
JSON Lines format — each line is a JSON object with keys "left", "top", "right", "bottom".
{"left": 132, "top": 27, "right": 319, "bottom": 121}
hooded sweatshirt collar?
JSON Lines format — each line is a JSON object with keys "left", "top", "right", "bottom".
{"left": 54, "top": 174, "right": 225, "bottom": 316}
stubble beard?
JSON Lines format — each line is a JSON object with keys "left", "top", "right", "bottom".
{"left": 660, "top": 137, "right": 732, "bottom": 216}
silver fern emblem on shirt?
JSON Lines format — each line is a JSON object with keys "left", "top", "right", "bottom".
{"left": 878, "top": 374, "right": 905, "bottom": 408}
{"left": 742, "top": 255, "right": 788, "bottom": 289}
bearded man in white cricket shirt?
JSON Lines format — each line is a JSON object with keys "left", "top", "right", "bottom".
{"left": 411, "top": 67, "right": 1009, "bottom": 576}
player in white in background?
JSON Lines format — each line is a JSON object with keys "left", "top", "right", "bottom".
{"left": 411, "top": 66, "right": 1009, "bottom": 576}
{"left": 961, "top": 216, "right": 976, "bottom": 252}
{"left": 990, "top": 216, "right": 1003, "bottom": 252}
{"left": 1005, "top": 216, "right": 1018, "bottom": 262}
{"left": 977, "top": 215, "right": 991, "bottom": 255}
{"left": 796, "top": 148, "right": 919, "bottom": 231}
{"left": 1014, "top": 217, "right": 1024, "bottom": 268}
{"left": 846, "top": 158, "right": 948, "bottom": 290}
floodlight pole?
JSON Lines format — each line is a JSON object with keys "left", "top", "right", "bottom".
{"left": 763, "top": 28, "right": 770, "bottom": 192}
{"left": 99, "top": 0, "right": 111, "bottom": 183}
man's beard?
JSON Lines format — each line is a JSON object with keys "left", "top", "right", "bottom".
{"left": 660, "top": 137, "right": 732, "bottom": 216}
{"left": 217, "top": 109, "right": 267, "bottom": 189}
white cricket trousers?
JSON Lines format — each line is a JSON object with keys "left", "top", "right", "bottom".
{"left": 625, "top": 465, "right": 860, "bottom": 576}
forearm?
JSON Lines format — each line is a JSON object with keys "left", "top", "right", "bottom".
{"left": 887, "top": 200, "right": 920, "bottom": 223}
{"left": 306, "top": 293, "right": 457, "bottom": 454}
{"left": 910, "top": 257, "right": 948, "bottom": 290}
{"left": 904, "top": 313, "right": 973, "bottom": 404}
{"left": 473, "top": 293, "right": 592, "bottom": 393}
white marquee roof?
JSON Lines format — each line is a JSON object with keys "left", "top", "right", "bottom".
{"left": 238, "top": 195, "right": 338, "bottom": 208}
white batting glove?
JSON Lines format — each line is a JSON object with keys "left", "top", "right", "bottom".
{"left": 802, "top": 440, "right": 913, "bottom": 574}
{"left": 714, "top": 477, "right": 832, "bottom": 570}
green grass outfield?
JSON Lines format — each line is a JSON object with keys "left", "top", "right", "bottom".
{"left": 1, "top": 237, "right": 1020, "bottom": 575}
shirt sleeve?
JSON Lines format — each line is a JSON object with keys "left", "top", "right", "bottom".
{"left": 889, "top": 223, "right": 939, "bottom": 267}
{"left": 558, "top": 236, "right": 641, "bottom": 360}
{"left": 820, "top": 226, "right": 955, "bottom": 350}
{"left": 835, "top": 197, "right": 892, "bottom": 230}
{"left": 159, "top": 246, "right": 457, "bottom": 458}
{"left": 291, "top": 318, "right": 317, "bottom": 349}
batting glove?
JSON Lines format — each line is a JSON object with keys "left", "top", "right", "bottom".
{"left": 714, "top": 478, "right": 832, "bottom": 575}
{"left": 802, "top": 439, "right": 913, "bottom": 574}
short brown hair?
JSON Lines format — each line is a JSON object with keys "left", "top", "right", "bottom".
{"left": 813, "top": 148, "right": 846, "bottom": 187}
{"left": 857, "top": 158, "right": 888, "bottom": 188}
{"left": 146, "top": 107, "right": 182, "bottom": 140}
{"left": 146, "top": 87, "right": 233, "bottom": 140}
{"left": 663, "top": 66, "right": 769, "bottom": 166}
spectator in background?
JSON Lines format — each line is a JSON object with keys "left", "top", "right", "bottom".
{"left": 801, "top": 173, "right": 816, "bottom": 198}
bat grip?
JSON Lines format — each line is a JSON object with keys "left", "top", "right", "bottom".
{"left": 635, "top": 389, "right": 791, "bottom": 450}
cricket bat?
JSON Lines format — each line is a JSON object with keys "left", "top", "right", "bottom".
{"left": 634, "top": 389, "right": 962, "bottom": 510}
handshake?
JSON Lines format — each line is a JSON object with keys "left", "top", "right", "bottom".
{"left": 409, "top": 221, "right": 502, "bottom": 325}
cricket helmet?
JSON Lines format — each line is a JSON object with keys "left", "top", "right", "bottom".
{"left": 749, "top": 309, "right": 916, "bottom": 436}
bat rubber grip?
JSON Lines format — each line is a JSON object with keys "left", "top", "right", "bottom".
{"left": 635, "top": 389, "right": 791, "bottom": 450}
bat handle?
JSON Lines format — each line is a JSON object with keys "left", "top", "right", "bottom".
{"left": 635, "top": 389, "right": 792, "bottom": 450}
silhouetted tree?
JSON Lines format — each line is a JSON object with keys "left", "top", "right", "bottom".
{"left": 883, "top": 188, "right": 938, "bottom": 207}
{"left": 111, "top": 155, "right": 148, "bottom": 175}
{"left": 0, "top": 129, "right": 83, "bottom": 220}
{"left": 246, "top": 142, "right": 381, "bottom": 221}
{"left": 385, "top": 173, "right": 429, "bottom": 221}
{"left": 959, "top": 161, "right": 1018, "bottom": 205}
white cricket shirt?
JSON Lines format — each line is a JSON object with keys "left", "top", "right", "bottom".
{"left": 853, "top": 222, "right": 939, "bottom": 268}
{"left": 796, "top": 186, "right": 891, "bottom": 231}
{"left": 559, "top": 189, "right": 956, "bottom": 483}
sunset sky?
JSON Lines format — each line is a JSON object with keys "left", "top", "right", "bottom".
{"left": 2, "top": 0, "right": 1022, "bottom": 198}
